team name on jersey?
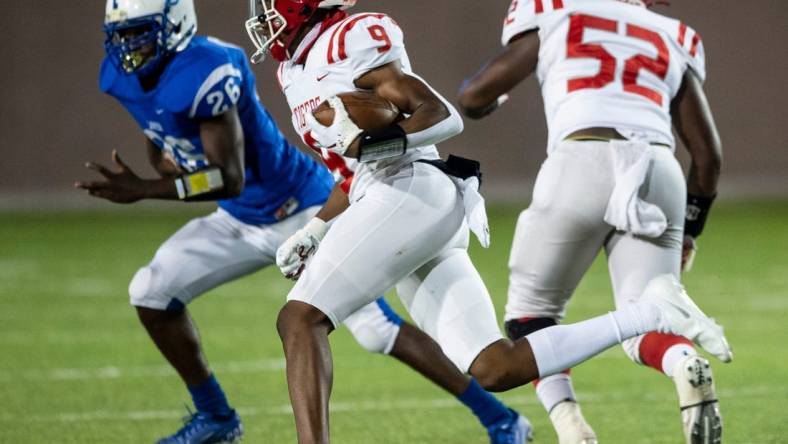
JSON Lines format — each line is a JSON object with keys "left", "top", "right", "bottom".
{"left": 293, "top": 96, "right": 322, "bottom": 131}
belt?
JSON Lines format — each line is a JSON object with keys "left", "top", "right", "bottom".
{"left": 564, "top": 135, "right": 670, "bottom": 148}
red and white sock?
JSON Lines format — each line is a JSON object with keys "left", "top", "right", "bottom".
{"left": 639, "top": 332, "right": 697, "bottom": 378}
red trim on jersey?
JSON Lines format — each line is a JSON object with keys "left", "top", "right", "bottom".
{"left": 326, "top": 16, "right": 351, "bottom": 64}
{"left": 535, "top": 0, "right": 562, "bottom": 14}
{"left": 639, "top": 333, "right": 693, "bottom": 375}
{"left": 335, "top": 13, "right": 387, "bottom": 63}
{"left": 678, "top": 23, "right": 687, "bottom": 46}
{"left": 339, "top": 175, "right": 354, "bottom": 194}
{"left": 275, "top": 63, "right": 285, "bottom": 91}
{"left": 295, "top": 10, "right": 348, "bottom": 65}
{"left": 689, "top": 33, "right": 701, "bottom": 57}
{"left": 304, "top": 131, "right": 355, "bottom": 189}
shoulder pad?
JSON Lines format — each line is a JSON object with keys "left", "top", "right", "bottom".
{"left": 673, "top": 22, "right": 706, "bottom": 82}
{"left": 502, "top": 0, "right": 560, "bottom": 46}
{"left": 325, "top": 13, "right": 405, "bottom": 80}
{"left": 160, "top": 41, "right": 245, "bottom": 118}
{"left": 98, "top": 57, "right": 118, "bottom": 94}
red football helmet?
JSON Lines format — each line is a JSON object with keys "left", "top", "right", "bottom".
{"left": 246, "top": 0, "right": 355, "bottom": 63}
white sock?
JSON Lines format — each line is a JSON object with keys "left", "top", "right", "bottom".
{"left": 662, "top": 343, "right": 697, "bottom": 378}
{"left": 536, "top": 373, "right": 577, "bottom": 413}
{"left": 526, "top": 301, "right": 661, "bottom": 377}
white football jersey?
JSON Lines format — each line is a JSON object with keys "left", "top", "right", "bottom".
{"left": 279, "top": 13, "right": 440, "bottom": 201}
{"left": 502, "top": 0, "right": 706, "bottom": 151}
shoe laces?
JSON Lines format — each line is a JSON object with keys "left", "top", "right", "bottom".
{"left": 171, "top": 405, "right": 211, "bottom": 441}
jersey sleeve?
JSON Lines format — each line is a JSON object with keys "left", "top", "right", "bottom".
{"left": 327, "top": 13, "right": 406, "bottom": 80}
{"left": 161, "top": 47, "right": 245, "bottom": 119}
{"left": 501, "top": 0, "right": 539, "bottom": 46}
{"left": 674, "top": 22, "right": 706, "bottom": 83}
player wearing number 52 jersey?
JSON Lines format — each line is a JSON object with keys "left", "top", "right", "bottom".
{"left": 460, "top": 0, "right": 726, "bottom": 443}
{"left": 246, "top": 1, "right": 730, "bottom": 443}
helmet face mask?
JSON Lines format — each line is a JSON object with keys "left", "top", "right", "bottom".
{"left": 246, "top": 0, "right": 357, "bottom": 64}
{"left": 104, "top": 0, "right": 197, "bottom": 76}
{"left": 105, "top": 16, "right": 166, "bottom": 74}
{"left": 246, "top": 0, "right": 292, "bottom": 64}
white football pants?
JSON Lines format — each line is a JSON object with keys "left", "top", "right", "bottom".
{"left": 505, "top": 141, "right": 686, "bottom": 360}
{"left": 287, "top": 162, "right": 503, "bottom": 372}
{"left": 128, "top": 206, "right": 402, "bottom": 355}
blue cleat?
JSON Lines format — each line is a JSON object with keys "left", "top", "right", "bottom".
{"left": 156, "top": 409, "right": 243, "bottom": 444}
{"left": 488, "top": 409, "right": 533, "bottom": 444}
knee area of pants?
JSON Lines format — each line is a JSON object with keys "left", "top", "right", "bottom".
{"left": 505, "top": 317, "right": 557, "bottom": 340}
{"left": 128, "top": 266, "right": 154, "bottom": 305}
{"left": 347, "top": 322, "right": 399, "bottom": 355}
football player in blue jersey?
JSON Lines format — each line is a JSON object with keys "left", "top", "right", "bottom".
{"left": 77, "top": 1, "right": 531, "bottom": 443}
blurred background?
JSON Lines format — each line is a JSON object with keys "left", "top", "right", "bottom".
{"left": 1, "top": 0, "right": 786, "bottom": 208}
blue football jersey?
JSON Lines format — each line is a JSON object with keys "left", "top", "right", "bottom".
{"left": 99, "top": 36, "right": 333, "bottom": 225}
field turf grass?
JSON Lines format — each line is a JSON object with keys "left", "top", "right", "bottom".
{"left": 1, "top": 201, "right": 787, "bottom": 443}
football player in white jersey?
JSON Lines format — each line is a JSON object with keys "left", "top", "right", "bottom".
{"left": 245, "top": 1, "right": 730, "bottom": 442}
{"left": 459, "top": 0, "right": 725, "bottom": 442}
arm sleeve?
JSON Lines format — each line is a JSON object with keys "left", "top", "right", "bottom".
{"left": 328, "top": 14, "right": 406, "bottom": 80}
{"left": 502, "top": 0, "right": 539, "bottom": 46}
{"left": 403, "top": 73, "right": 464, "bottom": 149}
{"left": 162, "top": 49, "right": 245, "bottom": 119}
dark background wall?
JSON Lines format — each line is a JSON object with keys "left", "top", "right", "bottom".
{"left": 1, "top": 1, "right": 786, "bottom": 207}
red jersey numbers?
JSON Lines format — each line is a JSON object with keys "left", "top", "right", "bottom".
{"left": 566, "top": 13, "right": 670, "bottom": 106}
{"left": 623, "top": 24, "right": 669, "bottom": 105}
{"left": 567, "top": 14, "right": 617, "bottom": 92}
{"left": 367, "top": 25, "right": 391, "bottom": 54}
{"left": 504, "top": 0, "right": 519, "bottom": 25}
{"left": 536, "top": 0, "right": 564, "bottom": 14}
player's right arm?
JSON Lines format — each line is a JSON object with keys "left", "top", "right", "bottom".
{"left": 146, "top": 138, "right": 183, "bottom": 177}
{"left": 458, "top": 30, "right": 539, "bottom": 119}
{"left": 275, "top": 182, "right": 350, "bottom": 280}
{"left": 671, "top": 70, "right": 722, "bottom": 270}
{"left": 668, "top": 22, "right": 721, "bottom": 270}
{"left": 76, "top": 110, "right": 245, "bottom": 204}
{"left": 672, "top": 71, "right": 722, "bottom": 199}
{"left": 458, "top": 0, "right": 541, "bottom": 119}
{"left": 315, "top": 183, "right": 350, "bottom": 223}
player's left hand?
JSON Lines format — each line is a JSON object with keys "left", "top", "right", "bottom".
{"left": 276, "top": 218, "right": 329, "bottom": 280}
{"left": 305, "top": 96, "right": 362, "bottom": 156}
{"left": 681, "top": 235, "right": 697, "bottom": 272}
{"left": 75, "top": 150, "right": 146, "bottom": 204}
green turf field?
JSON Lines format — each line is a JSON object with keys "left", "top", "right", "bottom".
{"left": 1, "top": 201, "right": 786, "bottom": 443}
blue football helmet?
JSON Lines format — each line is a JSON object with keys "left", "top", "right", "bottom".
{"left": 104, "top": 0, "right": 197, "bottom": 75}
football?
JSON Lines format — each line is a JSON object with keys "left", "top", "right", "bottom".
{"left": 313, "top": 91, "right": 401, "bottom": 130}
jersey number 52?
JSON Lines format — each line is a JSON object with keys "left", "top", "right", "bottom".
{"left": 567, "top": 14, "right": 669, "bottom": 106}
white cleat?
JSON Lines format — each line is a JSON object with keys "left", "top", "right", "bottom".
{"left": 549, "top": 401, "right": 598, "bottom": 444}
{"left": 640, "top": 275, "right": 733, "bottom": 363}
{"left": 674, "top": 355, "right": 722, "bottom": 444}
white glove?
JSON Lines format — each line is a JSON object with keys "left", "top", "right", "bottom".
{"left": 276, "top": 218, "right": 330, "bottom": 280}
{"left": 681, "top": 235, "right": 697, "bottom": 272}
{"left": 305, "top": 96, "right": 363, "bottom": 156}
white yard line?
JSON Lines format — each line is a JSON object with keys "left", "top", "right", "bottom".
{"left": 0, "top": 359, "right": 287, "bottom": 382}
{"left": 1, "top": 386, "right": 785, "bottom": 424}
